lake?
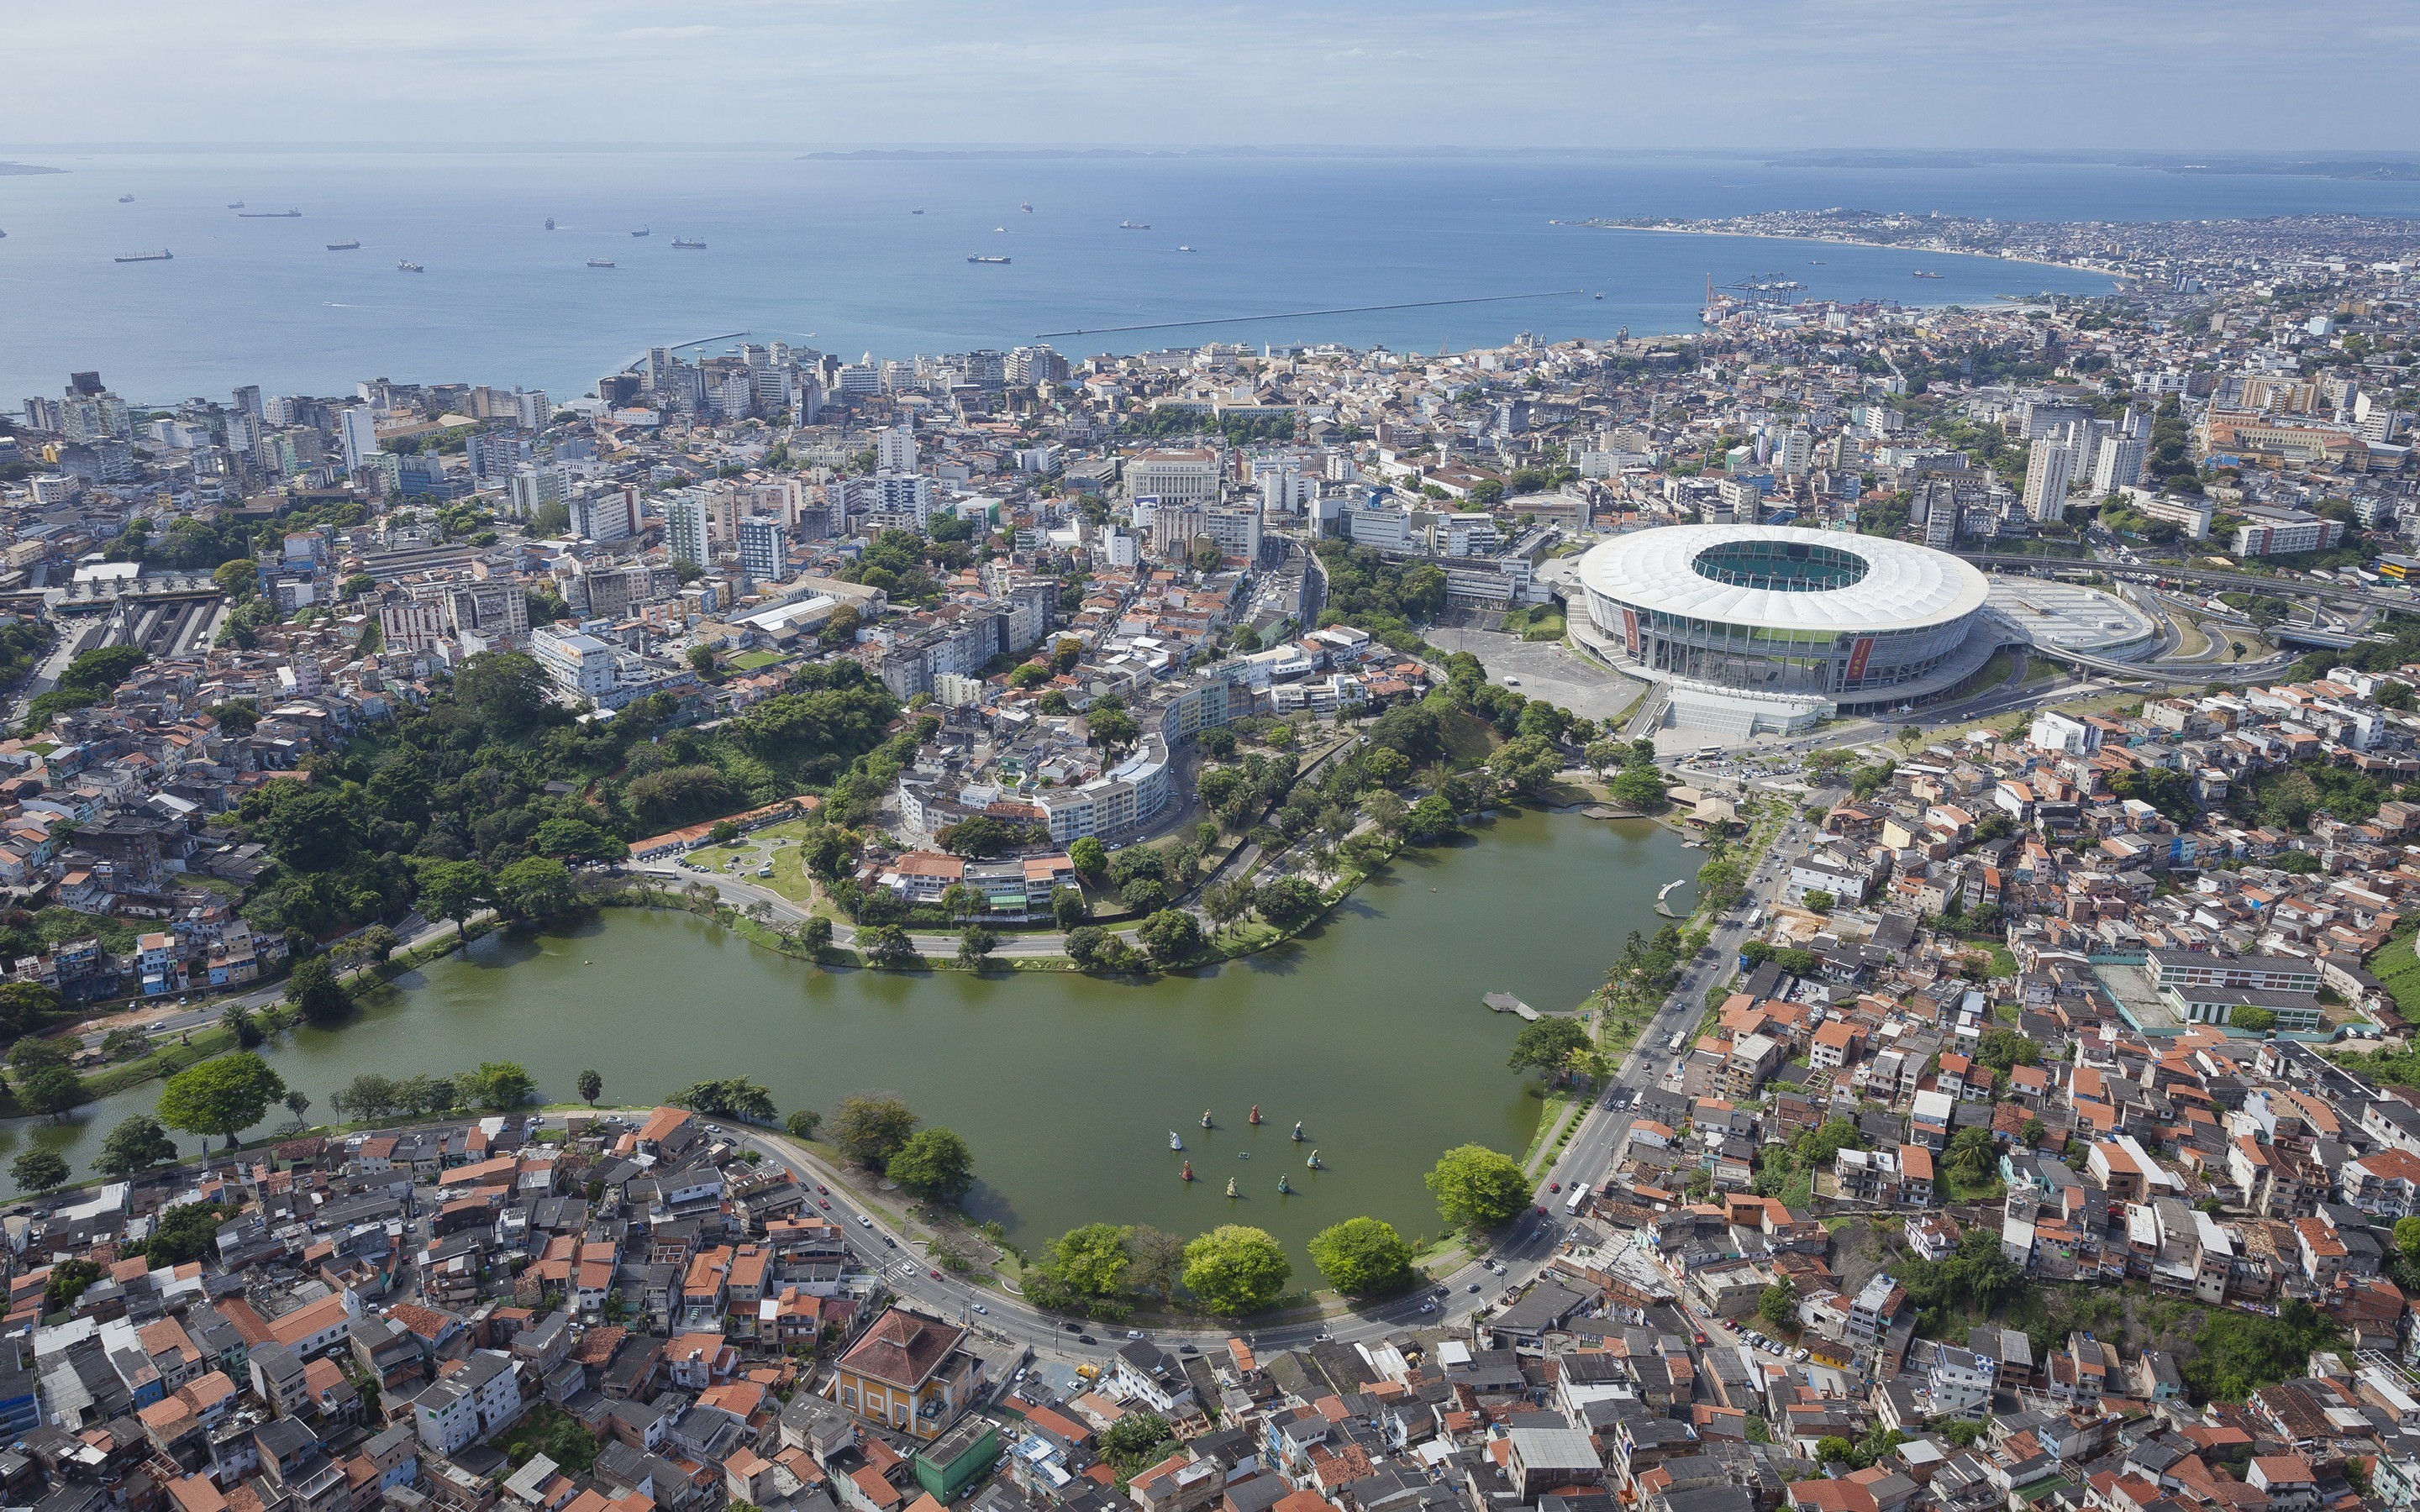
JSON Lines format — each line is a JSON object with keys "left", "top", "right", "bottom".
{"left": 3, "top": 809, "right": 1693, "bottom": 1265}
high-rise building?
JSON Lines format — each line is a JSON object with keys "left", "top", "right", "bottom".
{"left": 1776, "top": 428, "right": 1813, "bottom": 475}
{"left": 567, "top": 486, "right": 639, "bottom": 543}
{"left": 2022, "top": 428, "right": 2080, "bottom": 522}
{"left": 660, "top": 491, "right": 712, "bottom": 568}
{"left": 1918, "top": 480, "right": 1958, "bottom": 549}
{"left": 877, "top": 425, "right": 918, "bottom": 472}
{"left": 338, "top": 406, "right": 381, "bottom": 470}
{"left": 232, "top": 385, "right": 264, "bottom": 422}
{"left": 514, "top": 390, "right": 550, "bottom": 428}
{"left": 738, "top": 513, "right": 789, "bottom": 586}
{"left": 2090, "top": 421, "right": 2148, "bottom": 495}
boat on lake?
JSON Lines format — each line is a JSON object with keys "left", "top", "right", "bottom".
{"left": 967, "top": 255, "right": 1009, "bottom": 264}
{"left": 1020, "top": 201, "right": 1032, "bottom": 213}
{"left": 631, "top": 226, "right": 650, "bottom": 237}
{"left": 1249, "top": 1105, "right": 1261, "bottom": 1125}
{"left": 1201, "top": 1109, "right": 1214, "bottom": 1129}
{"left": 1912, "top": 269, "right": 1944, "bottom": 279}
{"left": 227, "top": 201, "right": 244, "bottom": 209}
{"left": 1276, "top": 1174, "right": 1292, "bottom": 1194}
{"left": 1180, "top": 1161, "right": 1192, "bottom": 1181}
{"left": 1225, "top": 1177, "right": 1239, "bottom": 1197}
{"left": 1168, "top": 1131, "right": 1182, "bottom": 1150}
{"left": 1292, "top": 1121, "right": 1305, "bottom": 1142}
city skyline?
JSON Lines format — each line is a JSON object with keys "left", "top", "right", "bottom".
{"left": 8, "top": 0, "right": 2420, "bottom": 151}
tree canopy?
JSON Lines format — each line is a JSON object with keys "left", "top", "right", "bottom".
{"left": 156, "top": 1053, "right": 287, "bottom": 1148}
{"left": 1182, "top": 1224, "right": 1292, "bottom": 1315}
{"left": 1307, "top": 1216, "right": 1414, "bottom": 1295}
{"left": 1423, "top": 1143, "right": 1529, "bottom": 1231}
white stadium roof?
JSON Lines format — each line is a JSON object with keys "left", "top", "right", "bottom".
{"left": 1576, "top": 525, "right": 1991, "bottom": 636}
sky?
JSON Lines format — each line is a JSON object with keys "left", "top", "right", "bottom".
{"left": 7, "top": 0, "right": 2419, "bottom": 151}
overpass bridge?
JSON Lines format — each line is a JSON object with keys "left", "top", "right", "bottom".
{"left": 1957, "top": 552, "right": 2386, "bottom": 616}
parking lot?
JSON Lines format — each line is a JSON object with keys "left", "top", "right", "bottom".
{"left": 1424, "top": 627, "right": 1647, "bottom": 722}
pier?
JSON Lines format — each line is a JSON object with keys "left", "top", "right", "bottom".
{"left": 1482, "top": 992, "right": 1539, "bottom": 1021}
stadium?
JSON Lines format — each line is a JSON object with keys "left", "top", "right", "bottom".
{"left": 1572, "top": 525, "right": 1999, "bottom": 734}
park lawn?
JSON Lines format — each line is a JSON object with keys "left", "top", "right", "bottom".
{"left": 728, "top": 650, "right": 785, "bottom": 671}
{"left": 681, "top": 819, "right": 825, "bottom": 907}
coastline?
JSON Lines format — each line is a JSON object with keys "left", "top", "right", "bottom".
{"left": 1570, "top": 221, "right": 2122, "bottom": 286}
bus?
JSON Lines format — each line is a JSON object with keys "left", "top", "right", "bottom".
{"left": 1564, "top": 1182, "right": 1591, "bottom": 1216}
{"left": 1668, "top": 1029, "right": 1688, "bottom": 1053}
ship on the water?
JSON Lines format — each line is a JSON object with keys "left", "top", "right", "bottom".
{"left": 227, "top": 201, "right": 244, "bottom": 209}
{"left": 397, "top": 260, "right": 424, "bottom": 272}
{"left": 1118, "top": 219, "right": 1150, "bottom": 229}
{"left": 118, "top": 194, "right": 134, "bottom": 203}
{"left": 631, "top": 226, "right": 650, "bottom": 237}
{"left": 239, "top": 208, "right": 302, "bottom": 218}
{"left": 587, "top": 257, "right": 615, "bottom": 268}
{"left": 671, "top": 238, "right": 706, "bottom": 249}
{"left": 115, "top": 249, "right": 171, "bottom": 263}
{"left": 544, "top": 217, "right": 555, "bottom": 230}
{"left": 967, "top": 255, "right": 1010, "bottom": 264}
{"left": 1911, "top": 269, "right": 1944, "bottom": 278}
{"left": 326, "top": 239, "right": 360, "bottom": 251}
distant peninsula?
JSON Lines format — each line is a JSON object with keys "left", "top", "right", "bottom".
{"left": 0, "top": 161, "right": 63, "bottom": 176}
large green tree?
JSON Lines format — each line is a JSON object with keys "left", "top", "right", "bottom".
{"left": 416, "top": 860, "right": 493, "bottom": 941}
{"left": 494, "top": 856, "right": 576, "bottom": 919}
{"left": 284, "top": 954, "right": 350, "bottom": 1026}
{"left": 157, "top": 1053, "right": 287, "bottom": 1148}
{"left": 831, "top": 1093, "right": 919, "bottom": 1168}
{"left": 1507, "top": 1016, "right": 1591, "bottom": 1079}
{"left": 1182, "top": 1224, "right": 1292, "bottom": 1315}
{"left": 96, "top": 1114, "right": 180, "bottom": 1177}
{"left": 1044, "top": 1223, "right": 1134, "bottom": 1298}
{"left": 1307, "top": 1217, "right": 1414, "bottom": 1296}
{"left": 887, "top": 1128, "right": 975, "bottom": 1202}
{"left": 1424, "top": 1143, "right": 1529, "bottom": 1231}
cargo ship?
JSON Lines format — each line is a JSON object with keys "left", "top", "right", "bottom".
{"left": 587, "top": 257, "right": 615, "bottom": 268}
{"left": 116, "top": 249, "right": 172, "bottom": 263}
{"left": 239, "top": 208, "right": 302, "bottom": 218}
{"left": 967, "top": 255, "right": 1010, "bottom": 264}
{"left": 397, "top": 260, "right": 424, "bottom": 272}
{"left": 1118, "top": 219, "right": 1150, "bottom": 229}
{"left": 631, "top": 226, "right": 650, "bottom": 237}
{"left": 326, "top": 239, "right": 361, "bottom": 251}
{"left": 671, "top": 237, "right": 706, "bottom": 249}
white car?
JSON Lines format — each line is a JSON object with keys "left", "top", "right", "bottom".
{"left": 857, "top": 1215, "right": 874, "bottom": 1228}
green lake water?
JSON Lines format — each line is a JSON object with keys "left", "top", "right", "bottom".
{"left": 4, "top": 811, "right": 1693, "bottom": 1266}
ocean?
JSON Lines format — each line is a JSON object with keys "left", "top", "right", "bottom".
{"left": 3, "top": 149, "right": 2417, "bottom": 406}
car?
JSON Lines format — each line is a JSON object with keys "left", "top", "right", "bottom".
{"left": 816, "top": 1184, "right": 828, "bottom": 1194}
{"left": 1467, "top": 1283, "right": 1481, "bottom": 1293}
{"left": 1549, "top": 1182, "right": 1561, "bottom": 1193}
{"left": 1077, "top": 1334, "right": 1097, "bottom": 1345}
{"left": 704, "top": 1124, "right": 724, "bottom": 1136}
{"left": 1064, "top": 1321, "right": 1084, "bottom": 1333}
{"left": 882, "top": 1235, "right": 896, "bottom": 1247}
{"left": 1178, "top": 1344, "right": 1197, "bottom": 1353}
{"left": 1534, "top": 1205, "right": 1547, "bottom": 1215}
{"left": 929, "top": 1269, "right": 943, "bottom": 1280}
{"left": 1128, "top": 1330, "right": 1144, "bottom": 1339}
{"left": 1503, "top": 676, "right": 1520, "bottom": 686}
{"left": 1693, "top": 1331, "right": 1707, "bottom": 1347}
{"left": 973, "top": 1305, "right": 988, "bottom": 1315}
{"left": 816, "top": 1198, "right": 829, "bottom": 1210}
{"left": 857, "top": 1215, "right": 873, "bottom": 1228}
{"left": 1794, "top": 1347, "right": 1810, "bottom": 1362}
{"left": 1490, "top": 1262, "right": 1506, "bottom": 1275}
{"left": 1419, "top": 1301, "right": 1437, "bottom": 1315}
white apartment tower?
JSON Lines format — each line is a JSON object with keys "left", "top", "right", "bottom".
{"left": 2022, "top": 427, "right": 2080, "bottom": 523}
{"left": 878, "top": 425, "right": 918, "bottom": 473}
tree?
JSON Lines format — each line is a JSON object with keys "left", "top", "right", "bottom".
{"left": 1137, "top": 909, "right": 1202, "bottom": 963}
{"left": 45, "top": 1257, "right": 103, "bottom": 1312}
{"left": 1100, "top": 1413, "right": 1179, "bottom": 1473}
{"left": 0, "top": 980, "right": 57, "bottom": 1045}
{"left": 1402, "top": 794, "right": 1460, "bottom": 843}
{"left": 795, "top": 916, "right": 834, "bottom": 955}
{"left": 2231, "top": 1005, "right": 2278, "bottom": 1033}
{"left": 417, "top": 860, "right": 492, "bottom": 941}
{"left": 15, "top": 1064, "right": 85, "bottom": 1121}
{"left": 1816, "top": 1436, "right": 1855, "bottom": 1468}
{"left": 460, "top": 1062, "right": 539, "bottom": 1110}
{"left": 145, "top": 1201, "right": 226, "bottom": 1265}
{"left": 674, "top": 1078, "right": 778, "bottom": 1123}
{"left": 96, "top": 1114, "right": 179, "bottom": 1178}
{"left": 1253, "top": 875, "right": 1321, "bottom": 927}
{"left": 1608, "top": 766, "right": 1667, "bottom": 811}
{"left": 1051, "top": 886, "right": 1087, "bottom": 930}
{"left": 1507, "top": 1016, "right": 1591, "bottom": 1079}
{"left": 1086, "top": 703, "right": 1140, "bottom": 753}
{"left": 495, "top": 856, "right": 576, "bottom": 920}
{"left": 283, "top": 1090, "right": 312, "bottom": 1129}
{"left": 157, "top": 1053, "right": 287, "bottom": 1149}
{"left": 1203, "top": 879, "right": 1253, "bottom": 938}
{"left": 955, "top": 926, "right": 997, "bottom": 969}
{"left": 888, "top": 1127, "right": 976, "bottom": 1202}
{"left": 1802, "top": 890, "right": 1835, "bottom": 914}
{"left": 1128, "top": 1226, "right": 1186, "bottom": 1299}
{"left": 1307, "top": 1217, "right": 1413, "bottom": 1296}
{"left": 1182, "top": 1224, "right": 1292, "bottom": 1315}
{"left": 1758, "top": 1278, "right": 1799, "bottom": 1330}
{"left": 860, "top": 924, "right": 915, "bottom": 965}
{"left": 832, "top": 1093, "right": 919, "bottom": 1168}
{"left": 218, "top": 1003, "right": 263, "bottom": 1048}
{"left": 1424, "top": 1144, "right": 1529, "bottom": 1231}
{"left": 1975, "top": 1027, "right": 2040, "bottom": 1072}
{"left": 576, "top": 1068, "right": 603, "bottom": 1106}
{"left": 1045, "top": 1223, "right": 1134, "bottom": 1298}
{"left": 786, "top": 1110, "right": 823, "bottom": 1141}
{"left": 285, "top": 954, "right": 350, "bottom": 1026}
{"left": 1944, "top": 1126, "right": 1998, "bottom": 1187}
{"left": 1068, "top": 835, "right": 1108, "bottom": 881}
{"left": 451, "top": 650, "right": 552, "bottom": 732}
{"left": 1065, "top": 926, "right": 1109, "bottom": 969}
{"left": 10, "top": 1149, "right": 66, "bottom": 1193}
